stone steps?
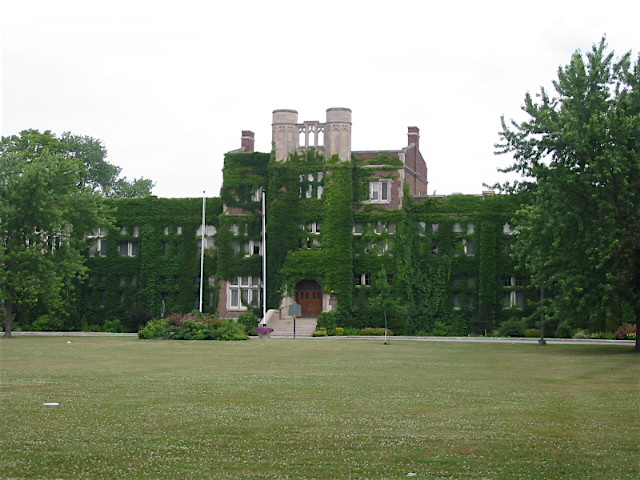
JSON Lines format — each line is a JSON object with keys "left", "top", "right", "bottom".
{"left": 269, "top": 317, "right": 317, "bottom": 337}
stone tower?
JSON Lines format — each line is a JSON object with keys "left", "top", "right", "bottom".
{"left": 271, "top": 108, "right": 352, "bottom": 162}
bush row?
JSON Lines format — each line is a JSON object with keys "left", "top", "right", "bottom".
{"left": 138, "top": 312, "right": 247, "bottom": 340}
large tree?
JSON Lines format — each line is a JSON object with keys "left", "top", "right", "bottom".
{"left": 496, "top": 39, "right": 640, "bottom": 351}
{"left": 0, "top": 131, "right": 115, "bottom": 336}
{"left": 1, "top": 130, "right": 154, "bottom": 198}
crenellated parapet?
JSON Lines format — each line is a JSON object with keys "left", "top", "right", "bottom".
{"left": 272, "top": 107, "right": 352, "bottom": 162}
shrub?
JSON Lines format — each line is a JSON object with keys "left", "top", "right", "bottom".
{"left": 312, "top": 328, "right": 328, "bottom": 337}
{"left": 237, "top": 311, "right": 259, "bottom": 334}
{"left": 316, "top": 311, "right": 339, "bottom": 330}
{"left": 499, "top": 319, "right": 526, "bottom": 337}
{"left": 591, "top": 331, "right": 616, "bottom": 340}
{"left": 138, "top": 318, "right": 172, "bottom": 339}
{"left": 431, "top": 321, "right": 452, "bottom": 337}
{"left": 359, "top": 327, "right": 393, "bottom": 336}
{"left": 614, "top": 323, "right": 636, "bottom": 340}
{"left": 524, "top": 328, "right": 540, "bottom": 338}
{"left": 31, "top": 315, "right": 64, "bottom": 332}
{"left": 103, "top": 319, "right": 124, "bottom": 333}
{"left": 332, "top": 327, "right": 345, "bottom": 336}
{"left": 138, "top": 314, "right": 247, "bottom": 340}
{"left": 572, "top": 329, "right": 591, "bottom": 339}
{"left": 554, "top": 321, "right": 572, "bottom": 338}
{"left": 213, "top": 320, "right": 248, "bottom": 341}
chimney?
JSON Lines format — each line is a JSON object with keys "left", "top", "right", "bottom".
{"left": 241, "top": 131, "right": 255, "bottom": 152}
{"left": 408, "top": 126, "right": 420, "bottom": 150}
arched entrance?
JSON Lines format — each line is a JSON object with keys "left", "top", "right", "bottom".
{"left": 295, "top": 280, "right": 323, "bottom": 317}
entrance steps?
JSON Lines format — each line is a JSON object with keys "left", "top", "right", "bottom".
{"left": 269, "top": 317, "right": 317, "bottom": 337}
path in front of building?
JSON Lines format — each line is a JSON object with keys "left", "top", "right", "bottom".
{"left": 5, "top": 331, "right": 634, "bottom": 346}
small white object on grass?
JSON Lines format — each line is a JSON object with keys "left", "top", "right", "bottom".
{"left": 43, "top": 403, "right": 59, "bottom": 407}
{"left": 67, "top": 341, "right": 71, "bottom": 344}
{"left": 407, "top": 474, "right": 417, "bottom": 477}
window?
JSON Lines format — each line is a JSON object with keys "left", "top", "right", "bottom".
{"left": 467, "top": 223, "right": 475, "bottom": 234}
{"left": 452, "top": 293, "right": 462, "bottom": 310}
{"left": 387, "top": 223, "right": 396, "bottom": 234}
{"left": 244, "top": 240, "right": 262, "bottom": 256}
{"left": 453, "top": 222, "right": 462, "bottom": 233}
{"left": 118, "top": 241, "right": 138, "bottom": 257}
{"left": 132, "top": 226, "right": 140, "bottom": 237}
{"left": 251, "top": 186, "right": 263, "bottom": 202}
{"left": 230, "top": 224, "right": 239, "bottom": 235}
{"left": 368, "top": 180, "right": 390, "bottom": 203}
{"left": 229, "top": 276, "right": 261, "bottom": 310}
{"left": 196, "top": 225, "right": 216, "bottom": 250}
{"left": 176, "top": 226, "right": 183, "bottom": 235}
{"left": 353, "top": 223, "right": 363, "bottom": 235}
{"left": 89, "top": 238, "right": 108, "bottom": 257}
{"left": 375, "top": 222, "right": 384, "bottom": 234}
{"left": 163, "top": 226, "right": 170, "bottom": 235}
{"left": 305, "top": 222, "right": 321, "bottom": 234}
{"left": 464, "top": 239, "right": 475, "bottom": 256}
{"left": 432, "top": 223, "right": 440, "bottom": 233}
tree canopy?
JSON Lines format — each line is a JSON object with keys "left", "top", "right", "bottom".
{"left": 496, "top": 38, "right": 640, "bottom": 350}
{"left": 0, "top": 129, "right": 150, "bottom": 335}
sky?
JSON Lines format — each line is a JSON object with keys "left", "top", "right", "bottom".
{"left": 2, "top": 0, "right": 639, "bottom": 198}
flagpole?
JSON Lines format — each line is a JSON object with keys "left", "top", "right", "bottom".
{"left": 199, "top": 191, "right": 206, "bottom": 313}
{"left": 262, "top": 190, "right": 267, "bottom": 320}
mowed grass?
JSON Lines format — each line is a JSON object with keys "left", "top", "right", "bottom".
{"left": 1, "top": 337, "right": 638, "bottom": 480}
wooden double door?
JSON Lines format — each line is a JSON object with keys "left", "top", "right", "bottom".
{"left": 295, "top": 280, "right": 323, "bottom": 317}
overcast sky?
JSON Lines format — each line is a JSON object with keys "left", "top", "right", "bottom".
{"left": 2, "top": 0, "right": 639, "bottom": 198}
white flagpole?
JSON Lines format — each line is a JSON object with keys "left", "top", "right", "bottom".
{"left": 262, "top": 190, "right": 267, "bottom": 321}
{"left": 199, "top": 191, "right": 206, "bottom": 313}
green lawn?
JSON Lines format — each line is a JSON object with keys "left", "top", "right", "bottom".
{"left": 1, "top": 337, "right": 638, "bottom": 479}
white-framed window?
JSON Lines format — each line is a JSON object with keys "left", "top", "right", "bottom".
{"left": 88, "top": 227, "right": 108, "bottom": 257}
{"left": 503, "top": 291, "right": 524, "bottom": 309}
{"left": 453, "top": 292, "right": 462, "bottom": 310}
{"left": 163, "top": 226, "right": 170, "bottom": 235}
{"left": 432, "top": 223, "right": 440, "bottom": 233}
{"left": 355, "top": 273, "right": 371, "bottom": 286}
{"left": 90, "top": 238, "right": 108, "bottom": 257}
{"left": 353, "top": 223, "right": 363, "bottom": 235}
{"left": 228, "top": 276, "right": 261, "bottom": 310}
{"left": 118, "top": 241, "right": 138, "bottom": 257}
{"left": 503, "top": 223, "right": 516, "bottom": 235}
{"left": 176, "top": 226, "right": 183, "bottom": 235}
{"left": 119, "top": 226, "right": 128, "bottom": 235}
{"left": 502, "top": 276, "right": 525, "bottom": 309}
{"left": 244, "top": 240, "right": 262, "bottom": 257}
{"left": 453, "top": 222, "right": 462, "bottom": 233}
{"left": 230, "top": 224, "right": 239, "bottom": 235}
{"left": 464, "top": 239, "right": 475, "bottom": 256}
{"left": 196, "top": 225, "right": 216, "bottom": 250}
{"left": 418, "top": 222, "right": 426, "bottom": 235}
{"left": 304, "top": 222, "right": 321, "bottom": 234}
{"left": 251, "top": 186, "right": 264, "bottom": 202}
{"left": 368, "top": 180, "right": 390, "bottom": 203}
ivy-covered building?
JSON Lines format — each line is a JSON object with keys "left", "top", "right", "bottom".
{"left": 81, "top": 107, "right": 529, "bottom": 334}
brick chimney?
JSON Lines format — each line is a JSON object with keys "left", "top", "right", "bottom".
{"left": 408, "top": 126, "right": 420, "bottom": 150}
{"left": 241, "top": 130, "right": 255, "bottom": 152}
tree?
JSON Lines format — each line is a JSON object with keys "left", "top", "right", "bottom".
{"left": 0, "top": 132, "right": 113, "bottom": 336}
{"left": 496, "top": 38, "right": 640, "bottom": 351}
{"left": 1, "top": 130, "right": 154, "bottom": 198}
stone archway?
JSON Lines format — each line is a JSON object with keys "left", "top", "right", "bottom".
{"left": 294, "top": 280, "right": 323, "bottom": 318}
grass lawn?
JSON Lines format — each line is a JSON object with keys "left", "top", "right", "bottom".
{"left": 1, "top": 337, "right": 638, "bottom": 479}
